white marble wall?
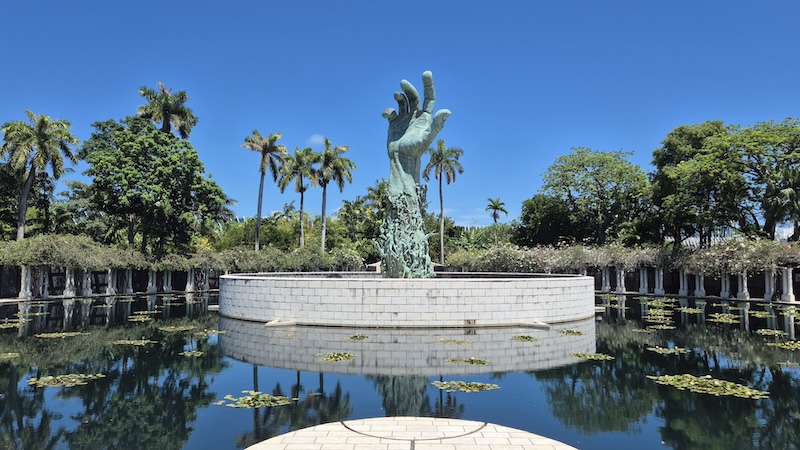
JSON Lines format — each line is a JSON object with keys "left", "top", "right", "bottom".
{"left": 219, "top": 273, "right": 596, "bottom": 327}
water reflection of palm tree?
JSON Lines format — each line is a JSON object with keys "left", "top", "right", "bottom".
{"left": 0, "top": 363, "right": 65, "bottom": 450}
{"left": 238, "top": 371, "right": 353, "bottom": 447}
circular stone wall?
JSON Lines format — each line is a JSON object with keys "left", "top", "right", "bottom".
{"left": 219, "top": 272, "right": 595, "bottom": 328}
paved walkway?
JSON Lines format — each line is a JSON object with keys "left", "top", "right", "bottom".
{"left": 247, "top": 416, "right": 577, "bottom": 450}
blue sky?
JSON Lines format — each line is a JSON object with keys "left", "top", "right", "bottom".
{"left": 2, "top": 1, "right": 799, "bottom": 227}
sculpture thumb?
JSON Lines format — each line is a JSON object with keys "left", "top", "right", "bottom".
{"left": 432, "top": 109, "right": 451, "bottom": 134}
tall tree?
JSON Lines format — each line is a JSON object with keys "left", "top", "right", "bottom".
{"left": 277, "top": 147, "right": 319, "bottom": 248}
{"left": 543, "top": 147, "right": 648, "bottom": 246}
{"left": 485, "top": 197, "right": 508, "bottom": 223}
{"left": 82, "top": 117, "right": 231, "bottom": 255}
{"left": 136, "top": 81, "right": 198, "bottom": 138}
{"left": 652, "top": 122, "right": 747, "bottom": 249}
{"left": 422, "top": 139, "right": 464, "bottom": 265}
{"left": 317, "top": 138, "right": 355, "bottom": 250}
{"left": 514, "top": 194, "right": 589, "bottom": 247}
{"left": 242, "top": 130, "right": 286, "bottom": 250}
{"left": 729, "top": 118, "right": 800, "bottom": 239}
{"left": 485, "top": 197, "right": 508, "bottom": 244}
{"left": 1, "top": 110, "right": 78, "bottom": 241}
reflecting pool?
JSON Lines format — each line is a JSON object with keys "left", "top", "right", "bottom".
{"left": 1, "top": 294, "right": 799, "bottom": 449}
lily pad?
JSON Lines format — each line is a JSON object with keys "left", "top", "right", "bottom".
{"left": 431, "top": 380, "right": 499, "bottom": 393}
{"left": 158, "top": 325, "right": 197, "bottom": 333}
{"left": 646, "top": 373, "right": 769, "bottom": 399}
{"left": 571, "top": 352, "right": 615, "bottom": 361}
{"left": 110, "top": 339, "right": 158, "bottom": 346}
{"left": 439, "top": 339, "right": 470, "bottom": 344}
{"left": 445, "top": 357, "right": 489, "bottom": 365}
{"left": 0, "top": 352, "right": 20, "bottom": 360}
{"left": 647, "top": 346, "right": 688, "bottom": 355}
{"left": 558, "top": 329, "right": 585, "bottom": 336}
{"left": 756, "top": 329, "right": 787, "bottom": 337}
{"left": 179, "top": 350, "right": 204, "bottom": 357}
{"left": 320, "top": 352, "right": 355, "bottom": 363}
{"left": 512, "top": 335, "right": 539, "bottom": 342}
{"left": 346, "top": 334, "right": 368, "bottom": 341}
{"left": 28, "top": 373, "right": 106, "bottom": 388}
{"left": 34, "top": 332, "right": 89, "bottom": 339}
{"left": 767, "top": 341, "right": 800, "bottom": 351}
{"left": 216, "top": 390, "right": 291, "bottom": 408}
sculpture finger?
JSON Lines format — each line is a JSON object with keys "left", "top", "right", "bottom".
{"left": 382, "top": 108, "right": 398, "bottom": 122}
{"left": 401, "top": 79, "right": 421, "bottom": 112}
{"left": 431, "top": 109, "right": 451, "bottom": 134}
{"left": 422, "top": 71, "right": 436, "bottom": 114}
{"left": 394, "top": 92, "right": 409, "bottom": 116}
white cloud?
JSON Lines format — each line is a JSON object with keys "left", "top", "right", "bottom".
{"left": 306, "top": 134, "right": 326, "bottom": 147}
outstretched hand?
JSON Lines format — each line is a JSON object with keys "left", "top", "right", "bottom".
{"left": 383, "top": 71, "right": 451, "bottom": 185}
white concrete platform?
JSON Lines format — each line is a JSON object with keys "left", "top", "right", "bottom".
{"left": 246, "top": 416, "right": 577, "bottom": 450}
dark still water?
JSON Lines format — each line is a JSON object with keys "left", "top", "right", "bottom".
{"left": 1, "top": 294, "right": 799, "bottom": 450}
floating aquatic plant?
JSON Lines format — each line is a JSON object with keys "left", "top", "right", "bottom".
{"left": 133, "top": 310, "right": 160, "bottom": 315}
{"left": 158, "top": 325, "right": 197, "bottom": 333}
{"left": 646, "top": 298, "right": 677, "bottom": 308}
{"left": 439, "top": 339, "right": 470, "bottom": 345}
{"left": 110, "top": 339, "right": 158, "bottom": 346}
{"left": 128, "top": 315, "right": 153, "bottom": 323}
{"left": 748, "top": 310, "right": 773, "bottom": 319}
{"left": 445, "top": 357, "right": 489, "bottom": 365}
{"left": 34, "top": 332, "right": 88, "bottom": 339}
{"left": 779, "top": 306, "right": 800, "bottom": 318}
{"left": 179, "top": 350, "right": 204, "bottom": 357}
{"left": 707, "top": 313, "right": 739, "bottom": 324}
{"left": 512, "top": 335, "right": 539, "bottom": 342}
{"left": 632, "top": 328, "right": 656, "bottom": 333}
{"left": 647, "top": 374, "right": 769, "bottom": 399}
{"left": 647, "top": 324, "right": 676, "bottom": 330}
{"left": 346, "top": 334, "right": 368, "bottom": 341}
{"left": 756, "top": 329, "right": 787, "bottom": 337}
{"left": 194, "top": 329, "right": 225, "bottom": 338}
{"left": 432, "top": 380, "right": 500, "bottom": 393}
{"left": 558, "top": 329, "right": 584, "bottom": 336}
{"left": 320, "top": 352, "right": 355, "bottom": 363}
{"left": 647, "top": 346, "right": 688, "bottom": 355}
{"left": 677, "top": 307, "right": 704, "bottom": 314}
{"left": 0, "top": 352, "right": 20, "bottom": 360}
{"left": 767, "top": 341, "right": 800, "bottom": 351}
{"left": 571, "top": 352, "right": 615, "bottom": 361}
{"left": 93, "top": 304, "right": 112, "bottom": 309}
{"left": 0, "top": 319, "right": 28, "bottom": 329}
{"left": 28, "top": 373, "right": 106, "bottom": 388}
{"left": 215, "top": 391, "right": 291, "bottom": 408}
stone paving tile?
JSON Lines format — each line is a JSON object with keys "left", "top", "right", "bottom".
{"left": 247, "top": 417, "right": 577, "bottom": 450}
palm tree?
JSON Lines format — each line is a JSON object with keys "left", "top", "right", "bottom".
{"left": 277, "top": 147, "right": 319, "bottom": 248}
{"left": 242, "top": 131, "right": 286, "bottom": 250}
{"left": 136, "top": 81, "right": 198, "bottom": 138}
{"left": 422, "top": 139, "right": 464, "bottom": 265}
{"left": 1, "top": 110, "right": 78, "bottom": 241}
{"left": 486, "top": 197, "right": 508, "bottom": 223}
{"left": 317, "top": 138, "right": 355, "bottom": 250}
{"left": 486, "top": 197, "right": 509, "bottom": 244}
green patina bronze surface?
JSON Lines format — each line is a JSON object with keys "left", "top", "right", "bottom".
{"left": 379, "top": 71, "right": 451, "bottom": 278}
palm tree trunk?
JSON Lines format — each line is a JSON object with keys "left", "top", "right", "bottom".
{"left": 255, "top": 171, "right": 265, "bottom": 251}
{"left": 16, "top": 167, "right": 36, "bottom": 241}
{"left": 320, "top": 184, "right": 328, "bottom": 251}
{"left": 299, "top": 182, "right": 305, "bottom": 248}
{"left": 439, "top": 176, "right": 445, "bottom": 265}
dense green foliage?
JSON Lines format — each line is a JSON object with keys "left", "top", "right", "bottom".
{"left": 81, "top": 117, "right": 231, "bottom": 255}
{"left": 2, "top": 81, "right": 800, "bottom": 276}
